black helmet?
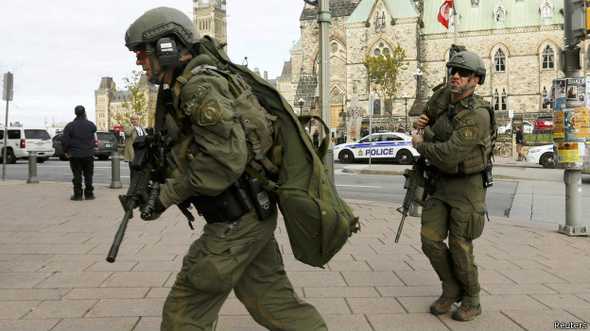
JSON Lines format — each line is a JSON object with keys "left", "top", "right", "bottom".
{"left": 447, "top": 51, "right": 486, "bottom": 84}
{"left": 125, "top": 7, "right": 197, "bottom": 51}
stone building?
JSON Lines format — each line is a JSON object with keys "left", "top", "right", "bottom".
{"left": 193, "top": 0, "right": 227, "bottom": 46}
{"left": 94, "top": 76, "right": 156, "bottom": 131}
{"left": 277, "top": 0, "right": 569, "bottom": 142}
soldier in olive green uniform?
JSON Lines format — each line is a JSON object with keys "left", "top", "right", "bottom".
{"left": 125, "top": 7, "right": 326, "bottom": 331}
{"left": 412, "top": 51, "right": 493, "bottom": 321}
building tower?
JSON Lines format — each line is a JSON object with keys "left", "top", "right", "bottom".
{"left": 194, "top": 0, "right": 227, "bottom": 47}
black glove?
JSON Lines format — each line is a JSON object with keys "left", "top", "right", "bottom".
{"left": 140, "top": 183, "right": 166, "bottom": 221}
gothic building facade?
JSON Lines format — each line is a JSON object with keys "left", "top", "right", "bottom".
{"left": 277, "top": 0, "right": 570, "bottom": 141}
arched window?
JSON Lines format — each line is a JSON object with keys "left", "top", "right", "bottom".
{"left": 493, "top": 89, "right": 500, "bottom": 111}
{"left": 541, "top": 1, "right": 553, "bottom": 19}
{"left": 542, "top": 45, "right": 554, "bottom": 69}
{"left": 373, "top": 99, "right": 381, "bottom": 116}
{"left": 494, "top": 49, "right": 506, "bottom": 72}
{"left": 501, "top": 89, "right": 508, "bottom": 111}
{"left": 495, "top": 6, "right": 506, "bottom": 23}
{"left": 372, "top": 41, "right": 391, "bottom": 57}
{"left": 374, "top": 12, "right": 386, "bottom": 33}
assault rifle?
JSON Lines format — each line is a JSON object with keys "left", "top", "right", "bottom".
{"left": 106, "top": 133, "right": 195, "bottom": 263}
{"left": 394, "top": 157, "right": 429, "bottom": 243}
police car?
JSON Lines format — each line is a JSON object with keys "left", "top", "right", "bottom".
{"left": 333, "top": 132, "right": 420, "bottom": 164}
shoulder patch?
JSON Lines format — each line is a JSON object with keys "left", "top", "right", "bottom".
{"left": 461, "top": 127, "right": 477, "bottom": 140}
{"left": 196, "top": 99, "right": 223, "bottom": 126}
{"left": 182, "top": 84, "right": 210, "bottom": 116}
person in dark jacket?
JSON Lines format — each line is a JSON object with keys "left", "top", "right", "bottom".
{"left": 62, "top": 105, "right": 97, "bottom": 200}
{"left": 515, "top": 126, "right": 525, "bottom": 161}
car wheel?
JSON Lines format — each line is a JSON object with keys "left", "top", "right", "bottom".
{"left": 396, "top": 149, "right": 414, "bottom": 165}
{"left": 37, "top": 157, "right": 47, "bottom": 163}
{"left": 97, "top": 155, "right": 109, "bottom": 161}
{"left": 540, "top": 152, "right": 555, "bottom": 168}
{"left": 2, "top": 149, "right": 17, "bottom": 164}
{"left": 338, "top": 150, "right": 355, "bottom": 163}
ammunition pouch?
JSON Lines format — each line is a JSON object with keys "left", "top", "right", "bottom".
{"left": 191, "top": 173, "right": 275, "bottom": 224}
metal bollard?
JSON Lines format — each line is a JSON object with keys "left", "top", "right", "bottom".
{"left": 110, "top": 150, "right": 123, "bottom": 189}
{"left": 27, "top": 151, "right": 39, "bottom": 184}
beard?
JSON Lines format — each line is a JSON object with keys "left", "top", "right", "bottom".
{"left": 448, "top": 81, "right": 475, "bottom": 95}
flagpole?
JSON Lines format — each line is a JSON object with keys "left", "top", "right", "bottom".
{"left": 452, "top": 0, "right": 457, "bottom": 44}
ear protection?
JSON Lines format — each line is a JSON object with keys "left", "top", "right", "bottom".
{"left": 155, "top": 37, "right": 180, "bottom": 69}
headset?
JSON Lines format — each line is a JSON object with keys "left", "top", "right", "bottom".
{"left": 155, "top": 37, "right": 180, "bottom": 69}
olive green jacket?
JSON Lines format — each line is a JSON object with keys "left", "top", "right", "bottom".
{"left": 158, "top": 57, "right": 248, "bottom": 208}
{"left": 416, "top": 90, "right": 491, "bottom": 175}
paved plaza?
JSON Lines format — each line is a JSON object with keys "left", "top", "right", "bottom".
{"left": 0, "top": 175, "right": 589, "bottom": 330}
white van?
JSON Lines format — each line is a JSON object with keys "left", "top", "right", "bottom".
{"left": 0, "top": 127, "right": 55, "bottom": 163}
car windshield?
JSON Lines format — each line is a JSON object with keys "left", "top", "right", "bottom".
{"left": 24, "top": 129, "right": 50, "bottom": 140}
{"left": 97, "top": 132, "right": 116, "bottom": 142}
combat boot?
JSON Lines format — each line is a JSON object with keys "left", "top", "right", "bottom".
{"left": 430, "top": 295, "right": 461, "bottom": 315}
{"left": 452, "top": 304, "right": 482, "bottom": 321}
{"left": 84, "top": 189, "right": 95, "bottom": 200}
{"left": 71, "top": 189, "right": 83, "bottom": 201}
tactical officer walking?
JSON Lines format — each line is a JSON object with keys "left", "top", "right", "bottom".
{"left": 125, "top": 7, "right": 326, "bottom": 330}
{"left": 412, "top": 51, "right": 494, "bottom": 321}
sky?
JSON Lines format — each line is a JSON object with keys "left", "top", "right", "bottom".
{"left": 0, "top": 0, "right": 304, "bottom": 127}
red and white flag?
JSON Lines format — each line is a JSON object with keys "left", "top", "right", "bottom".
{"left": 437, "top": 0, "right": 454, "bottom": 29}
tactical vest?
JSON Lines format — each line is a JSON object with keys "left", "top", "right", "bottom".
{"left": 167, "top": 55, "right": 279, "bottom": 179}
{"left": 426, "top": 93, "right": 494, "bottom": 175}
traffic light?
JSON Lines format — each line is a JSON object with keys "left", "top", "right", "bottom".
{"left": 564, "top": 0, "right": 587, "bottom": 47}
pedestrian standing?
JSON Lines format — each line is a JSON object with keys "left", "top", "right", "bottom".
{"left": 412, "top": 50, "right": 494, "bottom": 321}
{"left": 123, "top": 115, "right": 146, "bottom": 180}
{"left": 62, "top": 105, "right": 97, "bottom": 200}
{"left": 515, "top": 126, "right": 525, "bottom": 161}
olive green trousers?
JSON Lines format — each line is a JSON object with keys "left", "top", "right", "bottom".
{"left": 161, "top": 209, "right": 327, "bottom": 331}
{"left": 420, "top": 175, "right": 486, "bottom": 306}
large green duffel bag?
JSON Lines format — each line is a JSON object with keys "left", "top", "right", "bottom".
{"left": 199, "top": 36, "right": 360, "bottom": 267}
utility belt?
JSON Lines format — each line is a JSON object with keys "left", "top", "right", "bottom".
{"left": 190, "top": 173, "right": 275, "bottom": 224}
{"left": 430, "top": 163, "right": 494, "bottom": 188}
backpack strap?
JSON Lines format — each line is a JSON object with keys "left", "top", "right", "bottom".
{"left": 298, "top": 115, "right": 331, "bottom": 160}
{"left": 176, "top": 62, "right": 281, "bottom": 178}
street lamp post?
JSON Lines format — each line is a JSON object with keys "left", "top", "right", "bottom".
{"left": 404, "top": 98, "right": 408, "bottom": 132}
{"left": 304, "top": 0, "right": 333, "bottom": 181}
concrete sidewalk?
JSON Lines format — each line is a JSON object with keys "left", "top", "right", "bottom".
{"left": 1, "top": 181, "right": 590, "bottom": 331}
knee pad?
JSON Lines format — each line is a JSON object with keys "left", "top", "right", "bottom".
{"left": 421, "top": 236, "right": 446, "bottom": 258}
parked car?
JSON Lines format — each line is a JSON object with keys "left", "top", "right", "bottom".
{"left": 94, "top": 131, "right": 118, "bottom": 160}
{"left": 532, "top": 115, "right": 553, "bottom": 133}
{"left": 526, "top": 144, "right": 555, "bottom": 168}
{"left": 498, "top": 121, "right": 533, "bottom": 135}
{"left": 0, "top": 127, "right": 54, "bottom": 163}
{"left": 52, "top": 134, "right": 67, "bottom": 160}
{"left": 333, "top": 132, "right": 419, "bottom": 164}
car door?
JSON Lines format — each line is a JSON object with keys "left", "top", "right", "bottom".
{"left": 354, "top": 134, "right": 376, "bottom": 160}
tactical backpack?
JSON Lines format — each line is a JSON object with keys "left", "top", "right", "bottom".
{"left": 192, "top": 36, "right": 360, "bottom": 267}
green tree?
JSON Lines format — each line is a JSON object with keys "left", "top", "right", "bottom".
{"left": 113, "top": 70, "right": 149, "bottom": 128}
{"left": 364, "top": 44, "right": 407, "bottom": 115}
